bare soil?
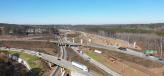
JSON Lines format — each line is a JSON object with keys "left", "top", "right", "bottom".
{"left": 1, "top": 41, "right": 59, "bottom": 55}
{"left": 80, "top": 46, "right": 164, "bottom": 76}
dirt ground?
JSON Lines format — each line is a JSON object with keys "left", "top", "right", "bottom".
{"left": 80, "top": 46, "right": 164, "bottom": 76}
{"left": 63, "top": 31, "right": 164, "bottom": 76}
{"left": 1, "top": 41, "right": 59, "bottom": 55}
{"left": 0, "top": 35, "right": 61, "bottom": 76}
{"left": 0, "top": 40, "right": 60, "bottom": 76}
{"left": 67, "top": 32, "right": 141, "bottom": 51}
{"left": 79, "top": 33, "right": 141, "bottom": 50}
{"left": 66, "top": 47, "right": 109, "bottom": 76}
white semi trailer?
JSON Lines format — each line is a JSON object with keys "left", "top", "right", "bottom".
{"left": 72, "top": 61, "right": 88, "bottom": 72}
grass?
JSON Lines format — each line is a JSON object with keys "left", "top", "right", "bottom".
{"left": 10, "top": 51, "right": 41, "bottom": 68}
{"left": 66, "top": 47, "right": 109, "bottom": 76}
{"left": 85, "top": 47, "right": 163, "bottom": 68}
{"left": 85, "top": 51, "right": 105, "bottom": 63}
{"left": 0, "top": 50, "right": 44, "bottom": 76}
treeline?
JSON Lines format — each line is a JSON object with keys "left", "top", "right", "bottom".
{"left": 71, "top": 23, "right": 164, "bottom": 55}
{"left": 0, "top": 23, "right": 59, "bottom": 36}
{"left": 72, "top": 23, "right": 164, "bottom": 36}
{"left": 1, "top": 23, "right": 164, "bottom": 36}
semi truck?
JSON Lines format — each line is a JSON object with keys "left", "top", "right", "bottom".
{"left": 72, "top": 61, "right": 88, "bottom": 72}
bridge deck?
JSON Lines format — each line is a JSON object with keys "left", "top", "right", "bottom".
{"left": 40, "top": 53, "right": 92, "bottom": 76}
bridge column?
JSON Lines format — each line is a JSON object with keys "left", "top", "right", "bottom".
{"left": 60, "top": 67, "right": 66, "bottom": 76}
{"left": 48, "top": 62, "right": 52, "bottom": 69}
{"left": 61, "top": 68, "right": 66, "bottom": 76}
{"left": 89, "top": 38, "right": 91, "bottom": 43}
{"left": 133, "top": 42, "right": 136, "bottom": 48}
{"left": 80, "top": 39, "right": 83, "bottom": 44}
{"left": 72, "top": 38, "right": 75, "bottom": 43}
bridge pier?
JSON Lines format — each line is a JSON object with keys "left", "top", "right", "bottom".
{"left": 61, "top": 68, "right": 66, "bottom": 76}
{"left": 72, "top": 38, "right": 75, "bottom": 43}
{"left": 80, "top": 39, "right": 83, "bottom": 44}
{"left": 61, "top": 67, "right": 66, "bottom": 76}
{"left": 48, "top": 62, "right": 52, "bottom": 69}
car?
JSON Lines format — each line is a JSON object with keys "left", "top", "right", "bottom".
{"left": 118, "top": 47, "right": 127, "bottom": 51}
{"left": 148, "top": 56, "right": 163, "bottom": 60}
{"left": 57, "top": 58, "right": 61, "bottom": 61}
{"left": 158, "top": 58, "right": 163, "bottom": 60}
{"left": 38, "top": 53, "right": 41, "bottom": 55}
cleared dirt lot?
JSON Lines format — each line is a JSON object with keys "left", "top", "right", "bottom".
{"left": 1, "top": 41, "right": 59, "bottom": 55}
{"left": 80, "top": 46, "right": 164, "bottom": 76}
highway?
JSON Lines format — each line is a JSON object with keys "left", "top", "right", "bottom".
{"left": 39, "top": 53, "right": 93, "bottom": 76}
{"left": 62, "top": 34, "right": 164, "bottom": 65}
{"left": 67, "top": 40, "right": 164, "bottom": 65}
{"left": 3, "top": 33, "right": 164, "bottom": 76}
{"left": 71, "top": 47, "right": 120, "bottom": 76}
{"left": 85, "top": 43, "right": 164, "bottom": 64}
{"left": 78, "top": 31, "right": 164, "bottom": 64}
{"left": 63, "top": 36, "right": 117, "bottom": 76}
{"left": 0, "top": 47, "right": 93, "bottom": 76}
{"left": 51, "top": 36, "right": 67, "bottom": 76}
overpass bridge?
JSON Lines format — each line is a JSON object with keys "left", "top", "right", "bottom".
{"left": 0, "top": 46, "right": 93, "bottom": 76}
{"left": 57, "top": 42, "right": 82, "bottom": 47}
{"left": 39, "top": 53, "right": 93, "bottom": 76}
{"left": 0, "top": 39, "right": 82, "bottom": 47}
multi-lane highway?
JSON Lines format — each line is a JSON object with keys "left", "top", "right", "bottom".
{"left": 71, "top": 47, "right": 120, "bottom": 76}
{"left": 39, "top": 53, "right": 93, "bottom": 76}
{"left": 85, "top": 43, "right": 164, "bottom": 64}
{"left": 64, "top": 39, "right": 164, "bottom": 64}
{"left": 0, "top": 47, "right": 93, "bottom": 76}
{"left": 51, "top": 36, "right": 68, "bottom": 76}
{"left": 63, "top": 37, "right": 120, "bottom": 76}
{"left": 62, "top": 33, "right": 164, "bottom": 65}
{"left": 2, "top": 31, "right": 164, "bottom": 76}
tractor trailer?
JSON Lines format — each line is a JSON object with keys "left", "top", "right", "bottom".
{"left": 72, "top": 61, "right": 88, "bottom": 72}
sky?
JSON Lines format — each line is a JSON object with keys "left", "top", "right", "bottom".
{"left": 0, "top": 0, "right": 164, "bottom": 24}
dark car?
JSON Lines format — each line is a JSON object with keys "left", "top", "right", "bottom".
{"left": 118, "top": 47, "right": 127, "bottom": 51}
{"left": 57, "top": 58, "right": 61, "bottom": 61}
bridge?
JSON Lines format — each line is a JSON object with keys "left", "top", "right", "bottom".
{"left": 0, "top": 39, "right": 82, "bottom": 47}
{"left": 39, "top": 53, "right": 93, "bottom": 76}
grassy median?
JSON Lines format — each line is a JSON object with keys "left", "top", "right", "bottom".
{"left": 85, "top": 51, "right": 105, "bottom": 62}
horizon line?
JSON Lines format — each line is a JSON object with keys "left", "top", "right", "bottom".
{"left": 0, "top": 22, "right": 164, "bottom": 25}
